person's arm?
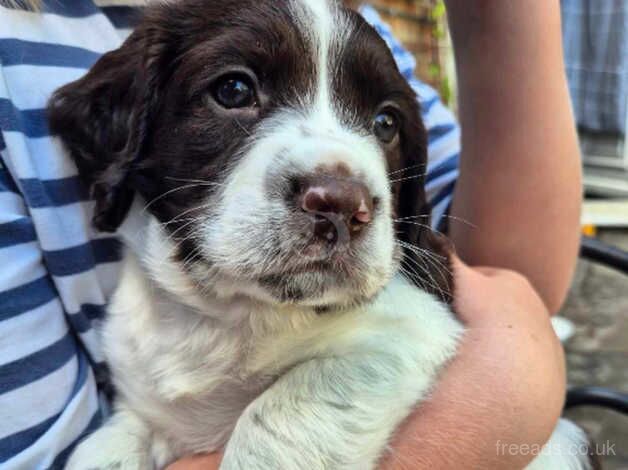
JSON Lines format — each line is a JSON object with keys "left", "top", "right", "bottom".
{"left": 380, "top": 257, "right": 565, "bottom": 469}
{"left": 380, "top": 4, "right": 579, "bottom": 466}
{"left": 446, "top": 0, "right": 582, "bottom": 314}
{"left": 166, "top": 258, "right": 566, "bottom": 470}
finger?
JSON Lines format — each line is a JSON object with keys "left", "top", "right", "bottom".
{"left": 450, "top": 254, "right": 488, "bottom": 284}
{"left": 450, "top": 253, "right": 510, "bottom": 279}
{"left": 165, "top": 453, "right": 222, "bottom": 470}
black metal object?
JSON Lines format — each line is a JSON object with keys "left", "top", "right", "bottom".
{"left": 565, "top": 236, "right": 628, "bottom": 416}
{"left": 566, "top": 386, "right": 628, "bottom": 415}
{"left": 580, "top": 235, "right": 628, "bottom": 275}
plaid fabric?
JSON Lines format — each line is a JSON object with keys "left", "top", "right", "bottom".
{"left": 561, "top": 0, "right": 628, "bottom": 133}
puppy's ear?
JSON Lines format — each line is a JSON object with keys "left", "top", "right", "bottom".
{"left": 396, "top": 116, "right": 454, "bottom": 303}
{"left": 48, "top": 24, "right": 169, "bottom": 232}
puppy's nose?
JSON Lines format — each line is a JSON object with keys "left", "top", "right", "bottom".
{"left": 299, "top": 176, "right": 374, "bottom": 238}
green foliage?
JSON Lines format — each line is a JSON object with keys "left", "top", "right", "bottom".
{"left": 431, "top": 0, "right": 446, "bottom": 20}
{"left": 427, "top": 0, "right": 451, "bottom": 104}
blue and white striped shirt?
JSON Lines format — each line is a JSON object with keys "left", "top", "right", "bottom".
{"left": 0, "top": 3, "right": 460, "bottom": 468}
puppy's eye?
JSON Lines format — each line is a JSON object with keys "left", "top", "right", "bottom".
{"left": 373, "top": 111, "right": 399, "bottom": 143}
{"left": 213, "top": 74, "right": 256, "bottom": 109}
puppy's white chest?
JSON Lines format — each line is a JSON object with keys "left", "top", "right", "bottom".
{"left": 100, "top": 260, "right": 258, "bottom": 450}
{"left": 102, "top": 255, "right": 461, "bottom": 457}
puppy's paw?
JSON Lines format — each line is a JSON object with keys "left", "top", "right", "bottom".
{"left": 66, "top": 434, "right": 152, "bottom": 470}
{"left": 65, "top": 411, "right": 155, "bottom": 470}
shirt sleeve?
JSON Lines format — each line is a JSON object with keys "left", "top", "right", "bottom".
{"left": 359, "top": 5, "right": 460, "bottom": 231}
{"left": 0, "top": 1, "right": 138, "bottom": 466}
{"left": 0, "top": 142, "right": 102, "bottom": 469}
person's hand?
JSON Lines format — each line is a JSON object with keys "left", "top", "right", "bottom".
{"left": 166, "top": 255, "right": 566, "bottom": 470}
{"left": 165, "top": 453, "right": 221, "bottom": 470}
{"left": 380, "top": 255, "right": 566, "bottom": 469}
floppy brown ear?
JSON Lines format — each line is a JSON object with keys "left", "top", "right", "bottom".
{"left": 396, "top": 115, "right": 454, "bottom": 303}
{"left": 47, "top": 23, "right": 170, "bottom": 232}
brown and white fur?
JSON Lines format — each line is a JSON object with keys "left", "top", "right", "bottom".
{"left": 48, "top": 0, "right": 592, "bottom": 468}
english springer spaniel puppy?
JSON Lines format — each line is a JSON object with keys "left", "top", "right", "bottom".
{"left": 48, "top": 0, "right": 592, "bottom": 468}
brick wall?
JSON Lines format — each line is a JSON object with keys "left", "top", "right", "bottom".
{"left": 367, "top": 0, "right": 452, "bottom": 103}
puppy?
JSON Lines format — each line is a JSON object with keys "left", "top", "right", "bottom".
{"left": 48, "top": 0, "right": 593, "bottom": 468}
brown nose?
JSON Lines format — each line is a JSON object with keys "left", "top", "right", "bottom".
{"left": 299, "top": 176, "right": 374, "bottom": 241}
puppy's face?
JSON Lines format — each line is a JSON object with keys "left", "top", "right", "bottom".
{"left": 49, "top": 0, "right": 451, "bottom": 308}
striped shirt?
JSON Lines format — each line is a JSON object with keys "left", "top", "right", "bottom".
{"left": 0, "top": 2, "right": 460, "bottom": 468}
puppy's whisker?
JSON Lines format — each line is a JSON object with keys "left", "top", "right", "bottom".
{"left": 400, "top": 248, "right": 446, "bottom": 283}
{"left": 389, "top": 172, "right": 428, "bottom": 184}
{"left": 395, "top": 214, "right": 477, "bottom": 229}
{"left": 142, "top": 183, "right": 211, "bottom": 214}
{"left": 404, "top": 250, "right": 450, "bottom": 288}
{"left": 397, "top": 239, "right": 451, "bottom": 275}
{"left": 387, "top": 163, "right": 427, "bottom": 177}
{"left": 400, "top": 256, "right": 448, "bottom": 302}
{"left": 397, "top": 265, "right": 442, "bottom": 299}
{"left": 395, "top": 219, "right": 445, "bottom": 237}
{"left": 167, "top": 217, "right": 205, "bottom": 242}
{"left": 398, "top": 240, "right": 450, "bottom": 268}
{"left": 160, "top": 202, "right": 213, "bottom": 229}
{"left": 234, "top": 118, "right": 252, "bottom": 137}
{"left": 397, "top": 240, "right": 452, "bottom": 299}
{"left": 164, "top": 176, "right": 226, "bottom": 187}
{"left": 394, "top": 215, "right": 433, "bottom": 221}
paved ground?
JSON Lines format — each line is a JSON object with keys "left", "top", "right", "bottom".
{"left": 561, "top": 229, "right": 628, "bottom": 469}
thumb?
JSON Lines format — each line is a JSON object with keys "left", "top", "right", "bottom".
{"left": 450, "top": 254, "right": 486, "bottom": 286}
{"left": 451, "top": 254, "right": 504, "bottom": 278}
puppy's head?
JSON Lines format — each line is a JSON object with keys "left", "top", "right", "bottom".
{"left": 48, "top": 0, "right": 452, "bottom": 308}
